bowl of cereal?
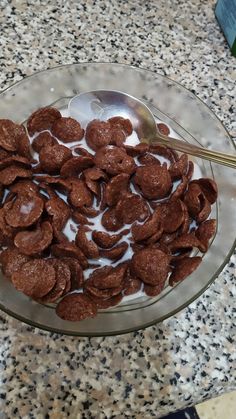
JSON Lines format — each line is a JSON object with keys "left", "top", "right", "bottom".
{"left": 0, "top": 63, "right": 235, "bottom": 336}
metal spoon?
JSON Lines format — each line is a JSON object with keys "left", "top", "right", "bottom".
{"left": 69, "top": 90, "right": 236, "bottom": 168}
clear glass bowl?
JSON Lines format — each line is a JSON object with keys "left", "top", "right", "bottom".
{"left": 0, "top": 63, "right": 235, "bottom": 336}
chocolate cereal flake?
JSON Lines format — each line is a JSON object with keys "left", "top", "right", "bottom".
{"left": 115, "top": 193, "right": 150, "bottom": 224}
{"left": 105, "top": 173, "right": 130, "bottom": 206}
{"left": 12, "top": 259, "right": 56, "bottom": 298}
{"left": 60, "top": 156, "right": 94, "bottom": 177}
{"left": 39, "top": 144, "right": 72, "bottom": 174}
{"left": 134, "top": 164, "right": 172, "bottom": 200}
{"left": 85, "top": 120, "right": 112, "bottom": 151}
{"left": 51, "top": 241, "right": 88, "bottom": 269}
{"left": 52, "top": 117, "right": 84, "bottom": 143}
{"left": 169, "top": 256, "right": 202, "bottom": 286}
{"left": 131, "top": 248, "right": 170, "bottom": 285}
{"left": 0, "top": 247, "right": 31, "bottom": 279}
{"left": 14, "top": 221, "right": 53, "bottom": 256}
{"left": 61, "top": 257, "right": 84, "bottom": 290}
{"left": 95, "top": 146, "right": 136, "bottom": 175}
{"left": 39, "top": 259, "right": 71, "bottom": 303}
{"left": 195, "top": 219, "right": 217, "bottom": 252}
{"left": 56, "top": 293, "right": 97, "bottom": 321}
{"left": 5, "top": 193, "right": 44, "bottom": 228}
{"left": 27, "top": 107, "right": 61, "bottom": 136}
{"left": 100, "top": 242, "right": 128, "bottom": 261}
{"left": 75, "top": 226, "right": 99, "bottom": 259}
{"left": 32, "top": 132, "right": 58, "bottom": 153}
{"left": 92, "top": 229, "right": 129, "bottom": 249}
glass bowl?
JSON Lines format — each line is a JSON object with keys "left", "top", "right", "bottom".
{"left": 0, "top": 63, "right": 235, "bottom": 336}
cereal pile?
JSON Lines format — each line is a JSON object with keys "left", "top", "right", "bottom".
{"left": 0, "top": 107, "right": 217, "bottom": 322}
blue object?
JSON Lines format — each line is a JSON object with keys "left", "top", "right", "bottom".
{"left": 215, "top": 0, "right": 236, "bottom": 56}
{"left": 161, "top": 406, "right": 200, "bottom": 419}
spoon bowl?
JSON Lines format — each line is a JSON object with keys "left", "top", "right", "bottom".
{"left": 69, "top": 89, "right": 157, "bottom": 141}
{"left": 69, "top": 89, "right": 236, "bottom": 169}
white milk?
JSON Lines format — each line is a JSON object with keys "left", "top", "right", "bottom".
{"left": 29, "top": 106, "right": 202, "bottom": 303}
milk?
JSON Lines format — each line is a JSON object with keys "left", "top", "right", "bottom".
{"left": 29, "top": 106, "right": 202, "bottom": 304}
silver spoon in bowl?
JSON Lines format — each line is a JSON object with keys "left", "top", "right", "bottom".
{"left": 68, "top": 90, "right": 236, "bottom": 169}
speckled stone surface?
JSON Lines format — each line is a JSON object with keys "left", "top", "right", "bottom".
{"left": 0, "top": 1, "right": 235, "bottom": 418}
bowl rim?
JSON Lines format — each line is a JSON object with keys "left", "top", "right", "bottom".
{"left": 0, "top": 61, "right": 235, "bottom": 337}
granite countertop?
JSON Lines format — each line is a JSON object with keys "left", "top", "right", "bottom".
{"left": 0, "top": 0, "right": 235, "bottom": 418}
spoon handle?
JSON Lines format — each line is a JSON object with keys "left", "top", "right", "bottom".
{"left": 153, "top": 133, "right": 236, "bottom": 169}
